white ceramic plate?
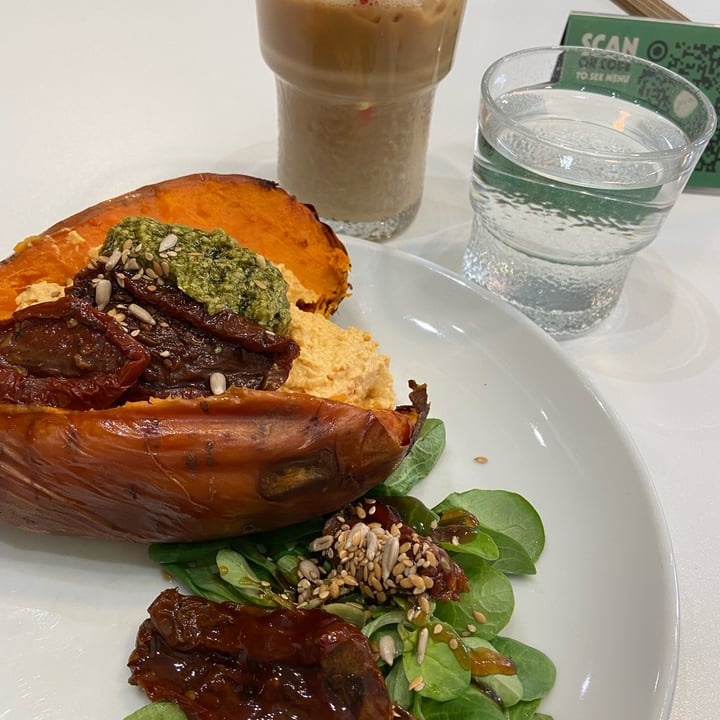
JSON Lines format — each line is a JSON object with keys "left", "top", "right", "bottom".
{"left": 0, "top": 238, "right": 678, "bottom": 720}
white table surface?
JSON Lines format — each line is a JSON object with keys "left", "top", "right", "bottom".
{"left": 1, "top": 2, "right": 718, "bottom": 718}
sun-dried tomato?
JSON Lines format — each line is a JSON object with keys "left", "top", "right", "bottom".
{"left": 71, "top": 265, "right": 299, "bottom": 401}
{"left": 0, "top": 296, "right": 150, "bottom": 410}
{"left": 128, "top": 589, "right": 393, "bottom": 720}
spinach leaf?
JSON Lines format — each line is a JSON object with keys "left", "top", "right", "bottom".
{"left": 215, "top": 548, "right": 292, "bottom": 608}
{"left": 492, "top": 636, "right": 556, "bottom": 702}
{"left": 434, "top": 559, "right": 514, "bottom": 639}
{"left": 438, "top": 529, "right": 499, "bottom": 562}
{"left": 384, "top": 661, "right": 413, "bottom": 709}
{"left": 463, "top": 637, "right": 523, "bottom": 707}
{"left": 123, "top": 702, "right": 188, "bottom": 719}
{"left": 374, "top": 418, "right": 446, "bottom": 497}
{"left": 418, "top": 684, "right": 507, "bottom": 720}
{"left": 503, "top": 698, "right": 544, "bottom": 719}
{"left": 159, "top": 560, "right": 247, "bottom": 604}
{"left": 148, "top": 538, "right": 229, "bottom": 565}
{"left": 386, "top": 495, "right": 440, "bottom": 535}
{"left": 402, "top": 630, "right": 470, "bottom": 702}
{"left": 482, "top": 531, "right": 537, "bottom": 575}
{"left": 435, "top": 490, "right": 545, "bottom": 565}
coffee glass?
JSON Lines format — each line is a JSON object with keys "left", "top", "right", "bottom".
{"left": 463, "top": 46, "right": 716, "bottom": 338}
{"left": 256, "top": 0, "right": 466, "bottom": 241}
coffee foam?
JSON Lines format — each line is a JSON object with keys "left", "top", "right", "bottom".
{"left": 317, "top": 0, "right": 428, "bottom": 7}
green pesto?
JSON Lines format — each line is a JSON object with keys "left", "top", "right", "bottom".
{"left": 102, "top": 216, "right": 291, "bottom": 335}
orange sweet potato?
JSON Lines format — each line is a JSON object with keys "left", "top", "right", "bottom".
{"left": 0, "top": 384, "right": 427, "bottom": 542}
{"left": 0, "top": 174, "right": 428, "bottom": 542}
{"left": 0, "top": 173, "right": 350, "bottom": 319}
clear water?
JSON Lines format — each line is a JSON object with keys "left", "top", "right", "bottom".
{"left": 464, "top": 87, "right": 686, "bottom": 338}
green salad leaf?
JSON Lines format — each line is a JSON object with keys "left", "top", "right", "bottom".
{"left": 123, "top": 702, "right": 188, "bottom": 720}
{"left": 373, "top": 417, "right": 446, "bottom": 497}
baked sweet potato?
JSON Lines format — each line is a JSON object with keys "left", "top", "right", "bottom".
{"left": 0, "top": 383, "right": 427, "bottom": 542}
{"left": 0, "top": 173, "right": 428, "bottom": 542}
{"left": 0, "top": 173, "right": 350, "bottom": 319}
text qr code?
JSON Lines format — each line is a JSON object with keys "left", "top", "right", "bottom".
{"left": 646, "top": 40, "right": 720, "bottom": 175}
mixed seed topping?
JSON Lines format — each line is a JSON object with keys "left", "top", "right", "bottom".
{"left": 296, "top": 499, "right": 468, "bottom": 609}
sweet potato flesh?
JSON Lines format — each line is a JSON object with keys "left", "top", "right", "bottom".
{"left": 0, "top": 173, "right": 350, "bottom": 319}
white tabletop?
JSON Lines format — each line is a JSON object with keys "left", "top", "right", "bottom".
{"left": 1, "top": 2, "right": 718, "bottom": 718}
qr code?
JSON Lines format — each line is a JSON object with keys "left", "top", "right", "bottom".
{"left": 644, "top": 40, "right": 720, "bottom": 175}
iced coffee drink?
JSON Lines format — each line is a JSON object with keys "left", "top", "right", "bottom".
{"left": 256, "top": 0, "right": 466, "bottom": 240}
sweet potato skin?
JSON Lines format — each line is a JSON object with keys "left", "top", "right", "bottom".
{"left": 0, "top": 173, "right": 350, "bottom": 319}
{"left": 0, "top": 384, "right": 427, "bottom": 542}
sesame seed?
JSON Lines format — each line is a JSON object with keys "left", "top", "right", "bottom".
{"left": 378, "top": 634, "right": 396, "bottom": 666}
{"left": 408, "top": 676, "right": 425, "bottom": 692}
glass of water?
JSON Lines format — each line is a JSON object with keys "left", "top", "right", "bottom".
{"left": 462, "top": 45, "right": 716, "bottom": 338}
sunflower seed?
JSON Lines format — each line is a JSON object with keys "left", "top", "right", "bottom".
{"left": 158, "top": 233, "right": 178, "bottom": 253}
{"left": 416, "top": 627, "right": 429, "bottom": 665}
{"left": 309, "top": 535, "right": 334, "bottom": 552}
{"left": 104, "top": 248, "right": 122, "bottom": 271}
{"left": 209, "top": 372, "right": 227, "bottom": 395}
{"left": 94, "top": 279, "right": 112, "bottom": 311}
{"left": 298, "top": 559, "right": 321, "bottom": 581}
{"left": 378, "top": 635, "right": 396, "bottom": 666}
{"left": 128, "top": 303, "right": 155, "bottom": 326}
{"left": 381, "top": 535, "right": 400, "bottom": 580}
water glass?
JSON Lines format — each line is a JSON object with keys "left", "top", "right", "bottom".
{"left": 463, "top": 45, "right": 716, "bottom": 338}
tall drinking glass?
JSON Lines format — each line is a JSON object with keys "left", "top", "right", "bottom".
{"left": 256, "top": 0, "right": 466, "bottom": 241}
